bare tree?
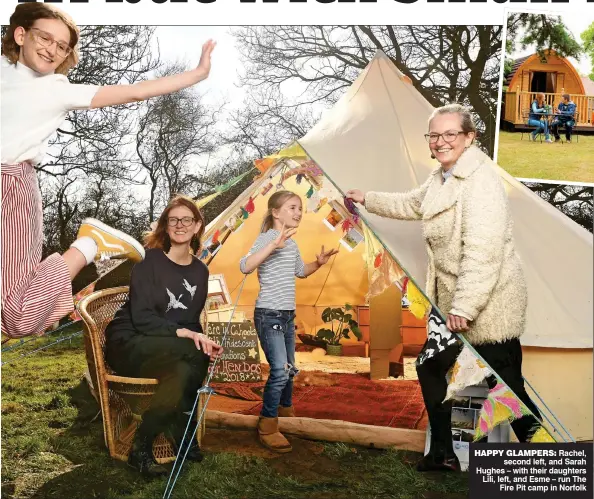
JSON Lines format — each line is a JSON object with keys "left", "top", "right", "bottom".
{"left": 40, "top": 25, "right": 159, "bottom": 181}
{"left": 524, "top": 182, "right": 593, "bottom": 233}
{"left": 225, "top": 87, "right": 319, "bottom": 160}
{"left": 233, "top": 25, "right": 501, "bottom": 156}
{"left": 135, "top": 63, "right": 221, "bottom": 221}
{"left": 34, "top": 26, "right": 160, "bottom": 259}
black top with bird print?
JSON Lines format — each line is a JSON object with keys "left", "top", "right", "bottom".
{"left": 105, "top": 249, "right": 209, "bottom": 342}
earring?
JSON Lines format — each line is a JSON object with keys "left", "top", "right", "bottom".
{"left": 430, "top": 154, "right": 436, "bottom": 159}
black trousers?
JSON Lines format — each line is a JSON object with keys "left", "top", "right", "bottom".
{"left": 106, "top": 335, "right": 210, "bottom": 440}
{"left": 416, "top": 338, "right": 541, "bottom": 454}
{"left": 551, "top": 121, "right": 573, "bottom": 141}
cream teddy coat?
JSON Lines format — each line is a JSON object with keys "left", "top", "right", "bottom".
{"left": 364, "top": 146, "right": 527, "bottom": 346}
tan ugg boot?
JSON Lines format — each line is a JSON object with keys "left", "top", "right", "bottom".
{"left": 257, "top": 417, "right": 292, "bottom": 453}
{"left": 278, "top": 406, "right": 296, "bottom": 417}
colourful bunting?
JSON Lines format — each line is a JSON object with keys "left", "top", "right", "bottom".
{"left": 241, "top": 207, "right": 249, "bottom": 219}
{"left": 402, "top": 276, "right": 409, "bottom": 295}
{"left": 530, "top": 426, "right": 556, "bottom": 443}
{"left": 474, "top": 383, "right": 533, "bottom": 441}
{"left": 406, "top": 280, "right": 431, "bottom": 319}
{"left": 374, "top": 252, "right": 383, "bottom": 269}
{"left": 200, "top": 249, "right": 209, "bottom": 260}
{"left": 306, "top": 191, "right": 321, "bottom": 213}
{"left": 245, "top": 197, "right": 255, "bottom": 214}
{"left": 362, "top": 225, "right": 406, "bottom": 301}
{"left": 302, "top": 160, "right": 323, "bottom": 177}
{"left": 212, "top": 230, "right": 220, "bottom": 245}
{"left": 341, "top": 219, "right": 353, "bottom": 233}
{"left": 296, "top": 173, "right": 304, "bottom": 184}
{"left": 305, "top": 186, "right": 314, "bottom": 199}
{"left": 69, "top": 282, "right": 97, "bottom": 321}
{"left": 343, "top": 196, "right": 357, "bottom": 216}
{"left": 444, "top": 346, "right": 492, "bottom": 401}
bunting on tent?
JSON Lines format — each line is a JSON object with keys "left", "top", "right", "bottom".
{"left": 405, "top": 279, "right": 431, "bottom": 320}
{"left": 444, "top": 346, "right": 492, "bottom": 401}
{"left": 530, "top": 426, "right": 556, "bottom": 443}
{"left": 194, "top": 169, "right": 257, "bottom": 208}
{"left": 474, "top": 383, "right": 534, "bottom": 441}
{"left": 416, "top": 309, "right": 460, "bottom": 366}
{"left": 195, "top": 192, "right": 221, "bottom": 208}
{"left": 306, "top": 191, "right": 321, "bottom": 212}
{"left": 362, "top": 225, "right": 406, "bottom": 300}
{"left": 245, "top": 197, "right": 255, "bottom": 214}
{"left": 254, "top": 143, "right": 308, "bottom": 172}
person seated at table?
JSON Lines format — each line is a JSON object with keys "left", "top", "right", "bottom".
{"left": 551, "top": 94, "right": 576, "bottom": 143}
{"left": 528, "top": 92, "right": 553, "bottom": 143}
{"left": 105, "top": 195, "right": 224, "bottom": 477}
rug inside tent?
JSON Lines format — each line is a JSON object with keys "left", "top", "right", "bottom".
{"left": 212, "top": 372, "right": 426, "bottom": 430}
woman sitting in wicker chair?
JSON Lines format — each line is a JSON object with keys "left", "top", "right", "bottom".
{"left": 105, "top": 195, "right": 223, "bottom": 477}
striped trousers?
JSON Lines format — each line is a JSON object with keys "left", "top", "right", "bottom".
{"left": 1, "top": 162, "right": 73, "bottom": 338}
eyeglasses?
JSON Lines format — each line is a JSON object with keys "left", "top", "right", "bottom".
{"left": 424, "top": 130, "right": 466, "bottom": 144}
{"left": 29, "top": 28, "right": 72, "bottom": 59}
{"left": 167, "top": 216, "right": 196, "bottom": 227}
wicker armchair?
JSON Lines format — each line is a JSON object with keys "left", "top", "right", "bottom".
{"left": 77, "top": 286, "right": 207, "bottom": 464}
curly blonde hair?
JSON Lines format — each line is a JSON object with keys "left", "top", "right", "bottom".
{"left": 1, "top": 4, "right": 80, "bottom": 76}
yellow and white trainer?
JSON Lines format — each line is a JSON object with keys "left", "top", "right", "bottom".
{"left": 77, "top": 218, "right": 145, "bottom": 263}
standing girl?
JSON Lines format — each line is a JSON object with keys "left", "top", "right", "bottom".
{"left": 1, "top": 4, "right": 216, "bottom": 339}
{"left": 105, "top": 195, "right": 223, "bottom": 476}
{"left": 240, "top": 190, "right": 338, "bottom": 453}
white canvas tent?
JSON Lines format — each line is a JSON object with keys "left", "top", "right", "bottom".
{"left": 295, "top": 51, "right": 593, "bottom": 440}
{"left": 204, "top": 51, "right": 592, "bottom": 440}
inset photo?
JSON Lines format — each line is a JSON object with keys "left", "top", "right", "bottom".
{"left": 339, "top": 227, "right": 364, "bottom": 252}
{"left": 498, "top": 11, "right": 594, "bottom": 183}
{"left": 322, "top": 207, "right": 344, "bottom": 232}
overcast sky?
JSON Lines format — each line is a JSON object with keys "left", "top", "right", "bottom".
{"left": 508, "top": 13, "right": 593, "bottom": 77}
{"left": 153, "top": 26, "right": 244, "bottom": 109}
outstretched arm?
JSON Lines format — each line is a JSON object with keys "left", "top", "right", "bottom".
{"left": 90, "top": 40, "right": 215, "bottom": 109}
{"left": 302, "top": 246, "right": 339, "bottom": 277}
{"left": 240, "top": 226, "right": 297, "bottom": 274}
{"left": 346, "top": 174, "right": 433, "bottom": 221}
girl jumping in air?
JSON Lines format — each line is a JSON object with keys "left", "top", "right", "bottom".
{"left": 240, "top": 190, "right": 338, "bottom": 453}
{"left": 1, "top": 4, "right": 215, "bottom": 339}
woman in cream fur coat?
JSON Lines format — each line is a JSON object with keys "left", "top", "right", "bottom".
{"left": 346, "top": 104, "right": 541, "bottom": 472}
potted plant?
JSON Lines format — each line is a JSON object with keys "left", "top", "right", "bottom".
{"left": 315, "top": 304, "right": 362, "bottom": 356}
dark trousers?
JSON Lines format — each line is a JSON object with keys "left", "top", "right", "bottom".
{"left": 551, "top": 120, "right": 573, "bottom": 141}
{"left": 106, "top": 335, "right": 210, "bottom": 440}
{"left": 416, "top": 338, "right": 541, "bottom": 454}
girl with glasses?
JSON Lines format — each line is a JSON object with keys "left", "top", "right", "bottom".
{"left": 1, "top": 4, "right": 215, "bottom": 339}
{"left": 105, "top": 195, "right": 223, "bottom": 476}
{"left": 346, "top": 104, "right": 541, "bottom": 472}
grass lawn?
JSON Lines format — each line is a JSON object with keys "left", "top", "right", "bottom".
{"left": 1, "top": 333, "right": 470, "bottom": 499}
{"left": 496, "top": 131, "right": 594, "bottom": 183}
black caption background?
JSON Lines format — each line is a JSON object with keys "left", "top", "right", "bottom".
{"left": 469, "top": 443, "right": 592, "bottom": 499}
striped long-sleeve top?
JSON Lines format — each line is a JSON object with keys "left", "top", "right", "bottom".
{"left": 240, "top": 229, "right": 305, "bottom": 311}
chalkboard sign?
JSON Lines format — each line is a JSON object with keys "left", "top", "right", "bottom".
{"left": 207, "top": 322, "right": 262, "bottom": 382}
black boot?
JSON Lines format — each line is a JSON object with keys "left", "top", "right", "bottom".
{"left": 417, "top": 436, "right": 461, "bottom": 472}
{"left": 128, "top": 431, "right": 168, "bottom": 477}
{"left": 417, "top": 450, "right": 461, "bottom": 472}
{"left": 165, "top": 417, "right": 204, "bottom": 463}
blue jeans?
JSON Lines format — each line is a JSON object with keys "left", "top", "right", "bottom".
{"left": 254, "top": 308, "right": 299, "bottom": 418}
{"left": 527, "top": 118, "right": 549, "bottom": 139}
